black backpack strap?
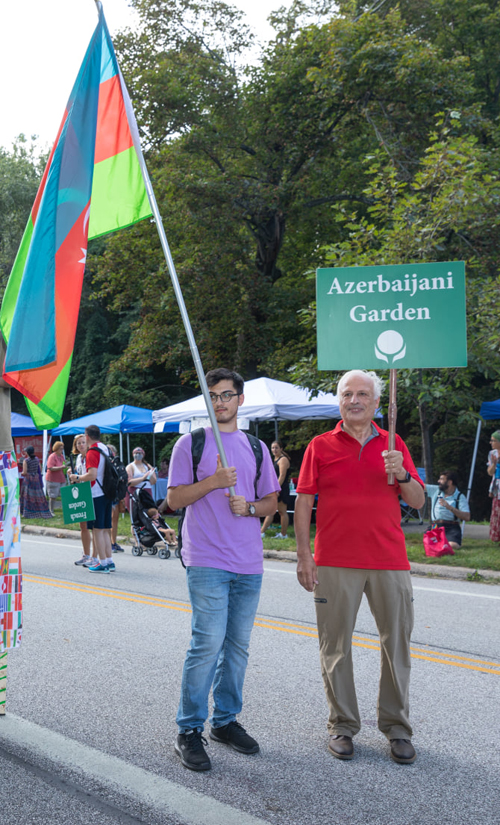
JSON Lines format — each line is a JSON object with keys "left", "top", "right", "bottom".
{"left": 190, "top": 428, "right": 206, "bottom": 483}
{"left": 190, "top": 428, "right": 262, "bottom": 493}
{"left": 453, "top": 489, "right": 462, "bottom": 521}
{"left": 244, "top": 432, "right": 263, "bottom": 499}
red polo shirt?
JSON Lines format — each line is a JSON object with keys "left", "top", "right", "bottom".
{"left": 296, "top": 421, "right": 423, "bottom": 570}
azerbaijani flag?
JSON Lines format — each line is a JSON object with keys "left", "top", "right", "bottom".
{"left": 0, "top": 5, "right": 152, "bottom": 428}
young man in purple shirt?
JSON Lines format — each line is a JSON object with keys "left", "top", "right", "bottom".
{"left": 168, "top": 368, "right": 279, "bottom": 772}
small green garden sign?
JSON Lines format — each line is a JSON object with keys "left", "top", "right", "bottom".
{"left": 60, "top": 482, "right": 95, "bottom": 525}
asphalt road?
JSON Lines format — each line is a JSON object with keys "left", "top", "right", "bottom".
{"left": 1, "top": 535, "right": 500, "bottom": 825}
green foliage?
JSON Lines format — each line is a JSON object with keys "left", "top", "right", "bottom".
{"left": 158, "top": 434, "right": 182, "bottom": 463}
{"left": 0, "top": 136, "right": 45, "bottom": 291}
{"left": 91, "top": 0, "right": 477, "bottom": 396}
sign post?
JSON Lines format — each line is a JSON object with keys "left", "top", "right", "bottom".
{"left": 317, "top": 261, "right": 467, "bottom": 484}
{"left": 387, "top": 369, "right": 398, "bottom": 485}
{"left": 60, "top": 482, "right": 95, "bottom": 526}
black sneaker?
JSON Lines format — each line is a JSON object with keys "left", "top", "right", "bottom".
{"left": 112, "top": 543, "right": 125, "bottom": 553}
{"left": 209, "top": 721, "right": 259, "bottom": 754}
{"left": 174, "top": 730, "right": 211, "bottom": 771}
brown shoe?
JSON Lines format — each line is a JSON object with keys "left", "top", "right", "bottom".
{"left": 390, "top": 738, "right": 416, "bottom": 764}
{"left": 328, "top": 735, "right": 354, "bottom": 760}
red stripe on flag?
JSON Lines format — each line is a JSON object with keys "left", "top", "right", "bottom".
{"left": 4, "top": 202, "right": 89, "bottom": 403}
{"left": 94, "top": 75, "right": 133, "bottom": 164}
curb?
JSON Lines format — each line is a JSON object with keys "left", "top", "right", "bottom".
{"left": 22, "top": 526, "right": 500, "bottom": 582}
{"left": 20, "top": 525, "right": 130, "bottom": 544}
{"left": 263, "top": 549, "right": 297, "bottom": 562}
{"left": 408, "top": 561, "right": 500, "bottom": 582}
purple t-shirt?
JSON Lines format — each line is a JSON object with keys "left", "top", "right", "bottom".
{"left": 168, "top": 428, "right": 280, "bottom": 574}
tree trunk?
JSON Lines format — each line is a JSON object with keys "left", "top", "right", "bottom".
{"left": 254, "top": 210, "right": 286, "bottom": 285}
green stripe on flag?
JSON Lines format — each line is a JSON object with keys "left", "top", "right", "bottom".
{"left": 25, "top": 356, "right": 73, "bottom": 429}
{"left": 88, "top": 146, "right": 152, "bottom": 240}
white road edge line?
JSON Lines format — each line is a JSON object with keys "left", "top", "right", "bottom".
{"left": 0, "top": 713, "right": 269, "bottom": 825}
{"left": 23, "top": 538, "right": 96, "bottom": 551}
{"left": 412, "top": 586, "right": 500, "bottom": 600}
{"left": 22, "top": 541, "right": 500, "bottom": 599}
{"left": 263, "top": 568, "right": 500, "bottom": 598}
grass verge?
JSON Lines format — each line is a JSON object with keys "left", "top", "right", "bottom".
{"left": 22, "top": 515, "right": 500, "bottom": 572}
{"left": 262, "top": 526, "right": 500, "bottom": 572}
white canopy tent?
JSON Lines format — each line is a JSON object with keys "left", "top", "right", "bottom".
{"left": 153, "top": 377, "right": 345, "bottom": 439}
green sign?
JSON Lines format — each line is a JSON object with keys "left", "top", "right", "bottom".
{"left": 317, "top": 261, "right": 467, "bottom": 370}
{"left": 60, "top": 482, "right": 95, "bottom": 525}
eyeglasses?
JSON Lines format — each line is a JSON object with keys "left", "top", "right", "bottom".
{"left": 209, "top": 391, "right": 240, "bottom": 404}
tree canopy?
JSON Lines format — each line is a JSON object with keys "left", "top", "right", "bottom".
{"left": 2, "top": 0, "right": 500, "bottom": 510}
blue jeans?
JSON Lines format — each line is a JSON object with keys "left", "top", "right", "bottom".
{"left": 176, "top": 567, "right": 263, "bottom": 733}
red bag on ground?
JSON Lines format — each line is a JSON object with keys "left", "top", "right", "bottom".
{"left": 423, "top": 526, "right": 455, "bottom": 557}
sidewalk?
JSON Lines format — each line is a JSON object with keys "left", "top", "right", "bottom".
{"left": 21, "top": 523, "right": 500, "bottom": 583}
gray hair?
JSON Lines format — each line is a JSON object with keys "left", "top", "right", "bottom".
{"left": 337, "top": 370, "right": 384, "bottom": 400}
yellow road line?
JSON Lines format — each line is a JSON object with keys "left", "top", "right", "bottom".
{"left": 24, "top": 574, "right": 500, "bottom": 676}
{"left": 24, "top": 575, "right": 191, "bottom": 613}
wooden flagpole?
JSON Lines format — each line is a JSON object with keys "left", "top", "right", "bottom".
{"left": 387, "top": 369, "right": 397, "bottom": 486}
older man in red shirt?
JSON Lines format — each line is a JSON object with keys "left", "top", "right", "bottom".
{"left": 295, "top": 370, "right": 424, "bottom": 764}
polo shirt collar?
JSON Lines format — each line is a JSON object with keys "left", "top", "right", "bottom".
{"left": 335, "top": 420, "right": 381, "bottom": 444}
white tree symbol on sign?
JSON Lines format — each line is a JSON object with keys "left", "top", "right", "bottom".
{"left": 375, "top": 330, "right": 406, "bottom": 364}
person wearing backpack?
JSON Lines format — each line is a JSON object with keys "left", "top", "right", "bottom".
{"left": 107, "top": 444, "right": 127, "bottom": 553}
{"left": 167, "top": 368, "right": 280, "bottom": 772}
{"left": 69, "top": 425, "right": 115, "bottom": 574}
{"left": 431, "top": 470, "right": 470, "bottom": 549}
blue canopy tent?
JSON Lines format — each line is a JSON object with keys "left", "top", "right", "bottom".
{"left": 11, "top": 412, "right": 47, "bottom": 437}
{"left": 479, "top": 400, "right": 500, "bottom": 420}
{"left": 52, "top": 405, "right": 180, "bottom": 463}
{"left": 466, "top": 399, "right": 500, "bottom": 503}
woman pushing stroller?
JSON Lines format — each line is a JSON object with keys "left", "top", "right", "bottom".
{"left": 126, "top": 446, "right": 157, "bottom": 509}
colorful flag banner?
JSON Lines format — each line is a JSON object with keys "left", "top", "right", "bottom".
{"left": 0, "top": 452, "right": 22, "bottom": 653}
{"left": 0, "top": 6, "right": 152, "bottom": 428}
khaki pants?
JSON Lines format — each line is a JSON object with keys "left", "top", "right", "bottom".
{"left": 314, "top": 567, "right": 414, "bottom": 740}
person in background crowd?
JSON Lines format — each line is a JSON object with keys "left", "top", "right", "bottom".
{"left": 487, "top": 430, "right": 500, "bottom": 543}
{"left": 158, "top": 458, "right": 170, "bottom": 479}
{"left": 69, "top": 425, "right": 115, "bottom": 574}
{"left": 20, "top": 445, "right": 53, "bottom": 519}
{"left": 72, "top": 434, "right": 96, "bottom": 567}
{"left": 107, "top": 444, "right": 125, "bottom": 553}
{"left": 127, "top": 447, "right": 157, "bottom": 510}
{"left": 45, "top": 441, "right": 66, "bottom": 514}
{"left": 260, "top": 441, "right": 292, "bottom": 539}
{"left": 295, "top": 369, "right": 424, "bottom": 765}
{"left": 431, "top": 470, "right": 470, "bottom": 550}
{"left": 146, "top": 507, "right": 177, "bottom": 544}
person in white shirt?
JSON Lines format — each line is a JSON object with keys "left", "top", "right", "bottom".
{"left": 431, "top": 470, "right": 470, "bottom": 549}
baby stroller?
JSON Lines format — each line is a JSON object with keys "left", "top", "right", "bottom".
{"left": 129, "top": 488, "right": 180, "bottom": 560}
